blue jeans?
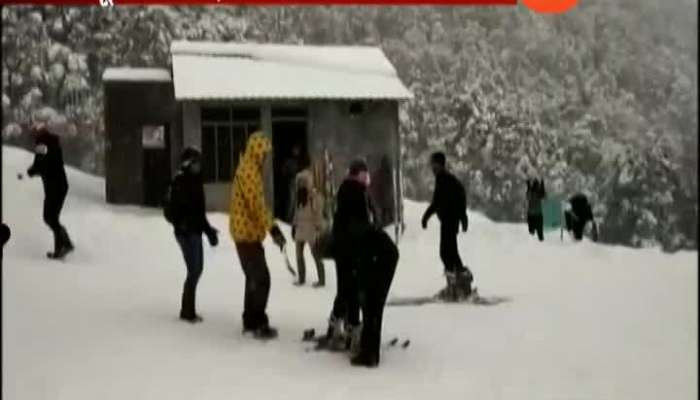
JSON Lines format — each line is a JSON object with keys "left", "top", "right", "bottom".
{"left": 176, "top": 233, "right": 203, "bottom": 318}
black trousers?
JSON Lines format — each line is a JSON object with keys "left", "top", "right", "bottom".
{"left": 235, "top": 242, "right": 271, "bottom": 330}
{"left": 331, "top": 250, "right": 360, "bottom": 327}
{"left": 295, "top": 241, "right": 325, "bottom": 284}
{"left": 357, "top": 231, "right": 399, "bottom": 363}
{"left": 176, "top": 233, "right": 203, "bottom": 318}
{"left": 564, "top": 211, "right": 586, "bottom": 241}
{"left": 439, "top": 222, "right": 466, "bottom": 273}
{"left": 43, "top": 192, "right": 71, "bottom": 252}
{"left": 527, "top": 213, "right": 544, "bottom": 241}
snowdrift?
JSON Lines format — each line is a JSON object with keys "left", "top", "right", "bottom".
{"left": 2, "top": 145, "right": 697, "bottom": 400}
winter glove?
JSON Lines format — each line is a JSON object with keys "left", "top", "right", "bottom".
{"left": 270, "top": 224, "right": 287, "bottom": 250}
{"left": 205, "top": 227, "right": 219, "bottom": 247}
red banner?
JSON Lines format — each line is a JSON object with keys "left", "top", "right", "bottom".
{"left": 0, "top": 0, "right": 578, "bottom": 13}
{"left": 1, "top": 0, "right": 517, "bottom": 5}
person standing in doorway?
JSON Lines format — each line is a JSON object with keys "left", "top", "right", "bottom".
{"left": 421, "top": 152, "right": 474, "bottom": 301}
{"left": 165, "top": 147, "right": 219, "bottom": 323}
{"left": 370, "top": 155, "right": 396, "bottom": 229}
{"left": 291, "top": 154, "right": 326, "bottom": 288}
{"left": 282, "top": 144, "right": 303, "bottom": 222}
{"left": 26, "top": 123, "right": 74, "bottom": 260}
{"left": 230, "top": 132, "right": 287, "bottom": 340}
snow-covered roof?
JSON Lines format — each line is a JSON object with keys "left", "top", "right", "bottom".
{"left": 102, "top": 68, "right": 171, "bottom": 82}
{"left": 170, "top": 41, "right": 412, "bottom": 101}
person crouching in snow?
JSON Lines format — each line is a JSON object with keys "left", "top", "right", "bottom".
{"left": 350, "top": 226, "right": 399, "bottom": 368}
{"left": 230, "top": 132, "right": 286, "bottom": 340}
{"left": 291, "top": 154, "right": 326, "bottom": 287}
{"left": 26, "top": 123, "right": 74, "bottom": 260}
{"left": 324, "top": 158, "right": 375, "bottom": 349}
{"left": 421, "top": 152, "right": 474, "bottom": 301}
{"left": 165, "top": 147, "right": 218, "bottom": 323}
{"left": 564, "top": 193, "right": 599, "bottom": 242}
{"left": 525, "top": 178, "right": 546, "bottom": 242}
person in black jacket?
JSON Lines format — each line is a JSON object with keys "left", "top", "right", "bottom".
{"left": 26, "top": 124, "right": 74, "bottom": 259}
{"left": 351, "top": 226, "right": 399, "bottom": 368}
{"left": 325, "top": 158, "right": 374, "bottom": 348}
{"left": 526, "top": 178, "right": 546, "bottom": 242}
{"left": 421, "top": 152, "right": 473, "bottom": 300}
{"left": 564, "top": 193, "right": 598, "bottom": 242}
{"left": 166, "top": 147, "right": 218, "bottom": 323}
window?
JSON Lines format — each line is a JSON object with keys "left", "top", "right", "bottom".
{"left": 142, "top": 125, "right": 166, "bottom": 149}
{"left": 201, "top": 106, "right": 261, "bottom": 183}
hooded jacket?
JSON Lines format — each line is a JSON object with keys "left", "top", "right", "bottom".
{"left": 229, "top": 132, "right": 274, "bottom": 243}
{"left": 169, "top": 163, "right": 212, "bottom": 236}
{"left": 27, "top": 129, "right": 68, "bottom": 198}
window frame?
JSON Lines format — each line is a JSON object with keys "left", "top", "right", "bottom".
{"left": 200, "top": 106, "right": 261, "bottom": 183}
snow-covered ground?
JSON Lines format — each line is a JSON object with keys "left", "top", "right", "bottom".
{"left": 2, "top": 145, "right": 697, "bottom": 400}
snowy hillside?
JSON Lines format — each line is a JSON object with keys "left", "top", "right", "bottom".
{"left": 2, "top": 145, "right": 697, "bottom": 400}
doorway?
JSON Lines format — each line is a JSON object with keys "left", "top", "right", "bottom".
{"left": 271, "top": 108, "right": 308, "bottom": 223}
{"left": 142, "top": 124, "right": 171, "bottom": 207}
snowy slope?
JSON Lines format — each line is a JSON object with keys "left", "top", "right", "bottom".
{"left": 2, "top": 145, "right": 697, "bottom": 400}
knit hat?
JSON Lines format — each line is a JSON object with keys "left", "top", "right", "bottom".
{"left": 348, "top": 158, "right": 368, "bottom": 176}
{"left": 180, "top": 147, "right": 201, "bottom": 165}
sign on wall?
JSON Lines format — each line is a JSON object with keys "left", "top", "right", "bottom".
{"left": 142, "top": 126, "right": 166, "bottom": 149}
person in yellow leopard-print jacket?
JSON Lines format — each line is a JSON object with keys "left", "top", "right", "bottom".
{"left": 229, "top": 131, "right": 286, "bottom": 340}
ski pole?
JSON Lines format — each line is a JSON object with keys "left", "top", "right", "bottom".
{"left": 280, "top": 244, "right": 297, "bottom": 277}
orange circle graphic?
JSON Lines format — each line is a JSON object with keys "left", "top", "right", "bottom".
{"left": 523, "top": 0, "right": 579, "bottom": 14}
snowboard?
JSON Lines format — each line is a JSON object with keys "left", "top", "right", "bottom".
{"left": 386, "top": 289, "right": 510, "bottom": 307}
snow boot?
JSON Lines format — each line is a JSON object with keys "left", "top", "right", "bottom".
{"left": 350, "top": 352, "right": 379, "bottom": 368}
{"left": 180, "top": 313, "right": 203, "bottom": 323}
{"left": 312, "top": 281, "right": 325, "bottom": 288}
{"left": 253, "top": 325, "right": 278, "bottom": 340}
{"left": 455, "top": 268, "right": 474, "bottom": 300}
{"left": 437, "top": 272, "right": 459, "bottom": 302}
{"left": 348, "top": 324, "right": 363, "bottom": 357}
{"left": 325, "top": 316, "right": 347, "bottom": 350}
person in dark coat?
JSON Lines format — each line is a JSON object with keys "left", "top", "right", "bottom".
{"left": 564, "top": 193, "right": 598, "bottom": 242}
{"left": 325, "top": 158, "right": 375, "bottom": 348}
{"left": 526, "top": 178, "right": 546, "bottom": 242}
{"left": 421, "top": 152, "right": 473, "bottom": 300}
{"left": 351, "top": 226, "right": 399, "bottom": 368}
{"left": 26, "top": 123, "right": 74, "bottom": 259}
{"left": 166, "top": 147, "right": 219, "bottom": 323}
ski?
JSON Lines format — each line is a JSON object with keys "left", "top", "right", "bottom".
{"left": 302, "top": 329, "right": 409, "bottom": 352}
{"left": 387, "top": 291, "right": 510, "bottom": 307}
